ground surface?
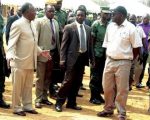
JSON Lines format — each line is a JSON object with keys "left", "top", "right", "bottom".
{"left": 0, "top": 67, "right": 150, "bottom": 120}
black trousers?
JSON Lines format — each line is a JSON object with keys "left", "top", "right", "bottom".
{"left": 89, "top": 55, "right": 105, "bottom": 100}
{"left": 139, "top": 52, "right": 148, "bottom": 83}
{"left": 0, "top": 38, "right": 5, "bottom": 97}
{"left": 56, "top": 53, "right": 86, "bottom": 106}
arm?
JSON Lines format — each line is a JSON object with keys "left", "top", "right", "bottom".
{"left": 60, "top": 25, "right": 70, "bottom": 69}
{"left": 6, "top": 22, "right": 21, "bottom": 60}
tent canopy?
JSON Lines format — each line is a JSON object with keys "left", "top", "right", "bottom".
{"left": 62, "top": 0, "right": 100, "bottom": 13}
{"left": 1, "top": 0, "right": 45, "bottom": 8}
{"left": 109, "top": 1, "right": 150, "bottom": 16}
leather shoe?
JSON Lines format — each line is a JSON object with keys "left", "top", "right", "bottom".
{"left": 35, "top": 102, "right": 42, "bottom": 108}
{"left": 55, "top": 104, "right": 62, "bottom": 112}
{"left": 97, "top": 110, "right": 113, "bottom": 117}
{"left": 89, "top": 99, "right": 101, "bottom": 105}
{"left": 66, "top": 105, "right": 82, "bottom": 110}
{"left": 13, "top": 111, "right": 26, "bottom": 116}
{"left": 118, "top": 117, "right": 126, "bottom": 120}
{"left": 25, "top": 110, "right": 38, "bottom": 114}
{"left": 41, "top": 99, "right": 53, "bottom": 106}
{"left": 80, "top": 86, "right": 86, "bottom": 90}
{"left": 77, "top": 94, "right": 83, "bottom": 97}
{"left": 0, "top": 100, "right": 10, "bottom": 109}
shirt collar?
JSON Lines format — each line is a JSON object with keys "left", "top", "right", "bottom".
{"left": 75, "top": 20, "right": 83, "bottom": 28}
{"left": 22, "top": 16, "right": 31, "bottom": 23}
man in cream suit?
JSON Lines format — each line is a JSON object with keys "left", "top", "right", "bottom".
{"left": 6, "top": 3, "right": 50, "bottom": 116}
{"left": 35, "top": 5, "right": 60, "bottom": 108}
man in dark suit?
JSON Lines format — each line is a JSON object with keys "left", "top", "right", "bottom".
{"left": 55, "top": 8, "right": 94, "bottom": 112}
{"left": 5, "top": 7, "right": 22, "bottom": 45}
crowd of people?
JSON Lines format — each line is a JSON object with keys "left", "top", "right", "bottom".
{"left": 0, "top": 0, "right": 150, "bottom": 120}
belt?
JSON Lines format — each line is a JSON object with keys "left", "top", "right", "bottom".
{"left": 108, "top": 56, "right": 131, "bottom": 61}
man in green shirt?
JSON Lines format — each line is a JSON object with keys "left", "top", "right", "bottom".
{"left": 89, "top": 7, "right": 111, "bottom": 105}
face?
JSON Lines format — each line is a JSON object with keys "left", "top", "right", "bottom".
{"left": 46, "top": 6, "right": 55, "bottom": 19}
{"left": 129, "top": 15, "right": 136, "bottom": 24}
{"left": 112, "top": 11, "right": 123, "bottom": 24}
{"left": 101, "top": 12, "right": 111, "bottom": 22}
{"left": 76, "top": 10, "right": 86, "bottom": 24}
{"left": 26, "top": 6, "right": 36, "bottom": 21}
{"left": 143, "top": 17, "right": 149, "bottom": 25}
{"left": 54, "top": 2, "right": 62, "bottom": 11}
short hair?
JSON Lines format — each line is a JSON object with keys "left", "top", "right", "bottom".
{"left": 21, "top": 2, "right": 34, "bottom": 14}
{"left": 45, "top": 5, "right": 55, "bottom": 12}
{"left": 75, "top": 8, "right": 86, "bottom": 16}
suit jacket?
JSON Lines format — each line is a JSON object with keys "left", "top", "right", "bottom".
{"left": 6, "top": 16, "right": 42, "bottom": 69}
{"left": 35, "top": 16, "right": 60, "bottom": 62}
{"left": 5, "top": 14, "right": 20, "bottom": 44}
{"left": 60, "top": 22, "right": 94, "bottom": 70}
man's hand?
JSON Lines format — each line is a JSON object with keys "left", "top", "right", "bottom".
{"left": 7, "top": 58, "right": 13, "bottom": 69}
{"left": 40, "top": 50, "right": 52, "bottom": 60}
{"left": 60, "top": 62, "right": 66, "bottom": 71}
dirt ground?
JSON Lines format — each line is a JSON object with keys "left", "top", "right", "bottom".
{"left": 0, "top": 67, "right": 150, "bottom": 120}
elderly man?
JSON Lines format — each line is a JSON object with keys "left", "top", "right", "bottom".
{"left": 6, "top": 3, "right": 50, "bottom": 116}
{"left": 97, "top": 6, "right": 142, "bottom": 120}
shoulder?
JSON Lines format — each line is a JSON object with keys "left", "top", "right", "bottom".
{"left": 92, "top": 20, "right": 99, "bottom": 26}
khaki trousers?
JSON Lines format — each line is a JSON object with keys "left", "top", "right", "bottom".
{"left": 103, "top": 57, "right": 131, "bottom": 117}
{"left": 11, "top": 68, "right": 34, "bottom": 112}
{"left": 35, "top": 61, "right": 52, "bottom": 103}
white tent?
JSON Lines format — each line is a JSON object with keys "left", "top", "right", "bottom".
{"left": 62, "top": 0, "right": 100, "bottom": 13}
{"left": 1, "top": 0, "right": 45, "bottom": 8}
{"left": 109, "top": 0, "right": 150, "bottom": 16}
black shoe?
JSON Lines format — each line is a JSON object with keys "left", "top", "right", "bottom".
{"left": 99, "top": 96, "right": 105, "bottom": 103}
{"left": 77, "top": 94, "right": 83, "bottom": 97}
{"left": 55, "top": 104, "right": 62, "bottom": 112}
{"left": 89, "top": 99, "right": 101, "bottom": 105}
{"left": 24, "top": 110, "right": 38, "bottom": 114}
{"left": 41, "top": 99, "right": 53, "bottom": 106}
{"left": 0, "top": 100, "right": 10, "bottom": 109}
{"left": 80, "top": 86, "right": 86, "bottom": 90}
{"left": 66, "top": 105, "right": 82, "bottom": 110}
{"left": 35, "top": 102, "right": 42, "bottom": 108}
{"left": 136, "top": 84, "right": 145, "bottom": 88}
{"left": 13, "top": 111, "right": 26, "bottom": 116}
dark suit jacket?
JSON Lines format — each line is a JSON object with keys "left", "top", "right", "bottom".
{"left": 60, "top": 22, "right": 94, "bottom": 70}
{"left": 5, "top": 15, "right": 20, "bottom": 44}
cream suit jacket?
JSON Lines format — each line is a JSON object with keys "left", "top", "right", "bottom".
{"left": 6, "top": 16, "right": 42, "bottom": 69}
{"left": 35, "top": 16, "right": 60, "bottom": 62}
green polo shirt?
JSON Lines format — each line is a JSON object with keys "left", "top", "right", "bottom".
{"left": 91, "top": 20, "right": 108, "bottom": 57}
{"left": 54, "top": 10, "right": 67, "bottom": 29}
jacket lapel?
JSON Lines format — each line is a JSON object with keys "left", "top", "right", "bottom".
{"left": 72, "top": 22, "right": 79, "bottom": 41}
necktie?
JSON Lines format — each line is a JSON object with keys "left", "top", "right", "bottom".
{"left": 50, "top": 19, "right": 55, "bottom": 45}
{"left": 80, "top": 25, "right": 86, "bottom": 52}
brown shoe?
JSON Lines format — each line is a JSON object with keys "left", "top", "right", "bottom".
{"left": 13, "top": 111, "right": 26, "bottom": 116}
{"left": 97, "top": 110, "right": 113, "bottom": 117}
